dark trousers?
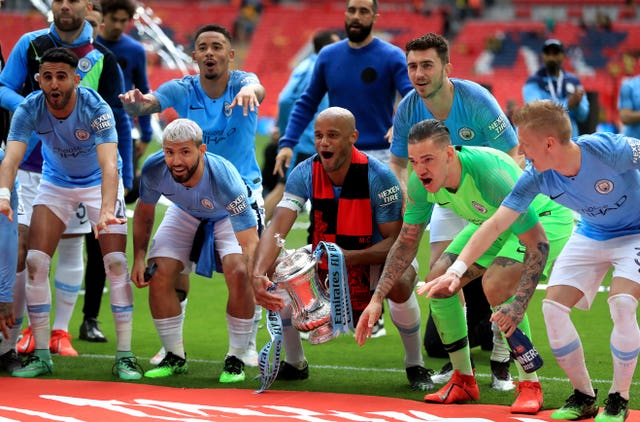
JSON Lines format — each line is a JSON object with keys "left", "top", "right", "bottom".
{"left": 82, "top": 232, "right": 106, "bottom": 320}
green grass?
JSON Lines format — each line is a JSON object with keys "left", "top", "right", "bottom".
{"left": 18, "top": 134, "right": 639, "bottom": 411}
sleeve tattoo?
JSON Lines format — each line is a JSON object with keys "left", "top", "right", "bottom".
{"left": 373, "top": 223, "right": 424, "bottom": 300}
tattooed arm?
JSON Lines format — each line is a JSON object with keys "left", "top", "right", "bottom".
{"left": 492, "top": 223, "right": 549, "bottom": 336}
{"left": 373, "top": 221, "right": 426, "bottom": 301}
{"left": 355, "top": 221, "right": 426, "bottom": 345}
{"left": 421, "top": 205, "right": 522, "bottom": 297}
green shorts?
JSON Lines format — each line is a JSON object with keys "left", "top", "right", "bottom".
{"left": 445, "top": 207, "right": 574, "bottom": 281}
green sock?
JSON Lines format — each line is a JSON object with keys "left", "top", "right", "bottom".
{"left": 430, "top": 296, "right": 473, "bottom": 375}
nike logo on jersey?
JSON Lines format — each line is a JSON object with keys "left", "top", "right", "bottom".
{"left": 549, "top": 192, "right": 565, "bottom": 200}
{"left": 189, "top": 105, "right": 204, "bottom": 110}
{"left": 437, "top": 201, "right": 451, "bottom": 206}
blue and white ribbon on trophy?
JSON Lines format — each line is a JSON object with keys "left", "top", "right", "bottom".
{"left": 313, "top": 241, "right": 354, "bottom": 336}
{"left": 256, "top": 283, "right": 283, "bottom": 393}
{"left": 256, "top": 240, "right": 352, "bottom": 393}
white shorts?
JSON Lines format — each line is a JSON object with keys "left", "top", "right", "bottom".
{"left": 148, "top": 204, "right": 242, "bottom": 274}
{"left": 33, "top": 179, "right": 127, "bottom": 236}
{"left": 428, "top": 204, "right": 467, "bottom": 243}
{"left": 17, "top": 169, "right": 91, "bottom": 234}
{"left": 548, "top": 232, "right": 640, "bottom": 310}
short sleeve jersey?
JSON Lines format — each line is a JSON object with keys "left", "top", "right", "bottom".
{"left": 391, "top": 79, "right": 517, "bottom": 159}
{"left": 404, "top": 146, "right": 556, "bottom": 236}
{"left": 503, "top": 133, "right": 640, "bottom": 240}
{"left": 154, "top": 72, "right": 262, "bottom": 193}
{"left": 279, "top": 154, "right": 403, "bottom": 244}
{"left": 8, "top": 86, "right": 119, "bottom": 188}
{"left": 139, "top": 151, "right": 257, "bottom": 232}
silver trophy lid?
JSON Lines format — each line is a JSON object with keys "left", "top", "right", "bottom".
{"left": 271, "top": 234, "right": 316, "bottom": 283}
{"left": 273, "top": 248, "right": 316, "bottom": 283}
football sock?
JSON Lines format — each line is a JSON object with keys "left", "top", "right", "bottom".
{"left": 52, "top": 236, "right": 84, "bottom": 332}
{"left": 25, "top": 250, "right": 52, "bottom": 350}
{"left": 388, "top": 292, "right": 423, "bottom": 367}
{"left": 543, "top": 298, "right": 594, "bottom": 396}
{"left": 608, "top": 294, "right": 639, "bottom": 400}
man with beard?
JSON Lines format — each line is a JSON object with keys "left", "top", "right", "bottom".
{"left": 356, "top": 118, "right": 574, "bottom": 414}
{"left": 522, "top": 39, "right": 589, "bottom": 137}
{"left": 120, "top": 24, "right": 265, "bottom": 382}
{"left": 252, "top": 107, "right": 434, "bottom": 392}
{"left": 0, "top": 47, "right": 139, "bottom": 380}
{"left": 389, "top": 32, "right": 523, "bottom": 393}
{"left": 274, "top": 0, "right": 412, "bottom": 176}
{"left": 129, "top": 118, "right": 259, "bottom": 382}
{"left": 0, "top": 0, "right": 132, "bottom": 360}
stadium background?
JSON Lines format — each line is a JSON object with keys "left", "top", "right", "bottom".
{"left": 2, "top": 0, "right": 639, "bottom": 133}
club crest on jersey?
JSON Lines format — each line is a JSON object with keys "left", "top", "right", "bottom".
{"left": 458, "top": 127, "right": 475, "bottom": 141}
{"left": 201, "top": 198, "right": 214, "bottom": 209}
{"left": 78, "top": 58, "right": 93, "bottom": 73}
{"left": 224, "top": 101, "right": 233, "bottom": 117}
{"left": 75, "top": 129, "right": 90, "bottom": 141}
{"left": 595, "top": 179, "right": 614, "bottom": 194}
{"left": 471, "top": 201, "right": 487, "bottom": 213}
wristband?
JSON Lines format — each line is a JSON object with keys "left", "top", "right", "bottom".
{"left": 0, "top": 187, "right": 10, "bottom": 201}
{"left": 446, "top": 260, "right": 468, "bottom": 278}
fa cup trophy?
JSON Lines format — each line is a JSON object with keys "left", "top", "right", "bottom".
{"left": 271, "top": 234, "right": 335, "bottom": 344}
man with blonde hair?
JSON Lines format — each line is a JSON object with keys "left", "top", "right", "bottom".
{"left": 429, "top": 100, "right": 640, "bottom": 421}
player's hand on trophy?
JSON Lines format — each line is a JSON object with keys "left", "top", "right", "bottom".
{"left": 251, "top": 274, "right": 285, "bottom": 311}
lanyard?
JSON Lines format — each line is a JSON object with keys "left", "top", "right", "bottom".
{"left": 546, "top": 71, "right": 564, "bottom": 103}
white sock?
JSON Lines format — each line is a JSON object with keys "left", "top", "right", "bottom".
{"left": 52, "top": 236, "right": 85, "bottom": 332}
{"left": 543, "top": 299, "right": 594, "bottom": 396}
{"left": 180, "top": 297, "right": 188, "bottom": 317}
{"left": 25, "top": 250, "right": 52, "bottom": 350}
{"left": 608, "top": 294, "right": 639, "bottom": 400}
{"left": 226, "top": 313, "right": 253, "bottom": 358}
{"left": 490, "top": 321, "right": 511, "bottom": 363}
{"left": 249, "top": 305, "right": 262, "bottom": 351}
{"left": 153, "top": 315, "right": 185, "bottom": 359}
{"left": 281, "top": 305, "right": 305, "bottom": 366}
{"left": 104, "top": 251, "right": 133, "bottom": 352}
{"left": 388, "top": 293, "right": 424, "bottom": 367}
